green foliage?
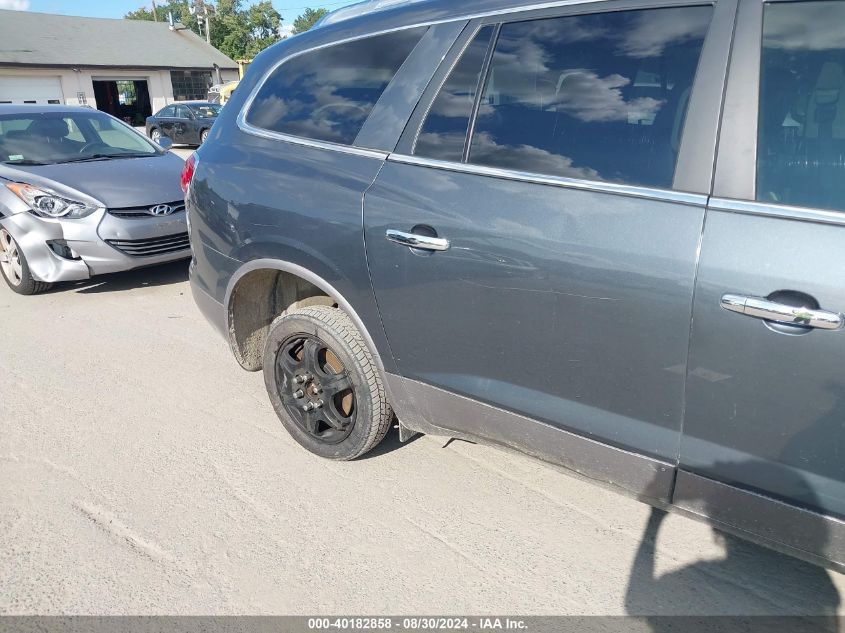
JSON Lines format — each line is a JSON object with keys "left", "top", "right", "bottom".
{"left": 125, "top": 0, "right": 282, "bottom": 60}
{"left": 125, "top": 1, "right": 202, "bottom": 37}
{"left": 292, "top": 7, "right": 329, "bottom": 35}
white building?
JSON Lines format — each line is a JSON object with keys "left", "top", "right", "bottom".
{"left": 0, "top": 9, "right": 240, "bottom": 124}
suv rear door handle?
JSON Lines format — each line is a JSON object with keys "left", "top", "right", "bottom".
{"left": 386, "top": 229, "right": 450, "bottom": 252}
{"left": 721, "top": 294, "right": 844, "bottom": 330}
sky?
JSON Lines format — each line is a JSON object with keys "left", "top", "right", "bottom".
{"left": 0, "top": 0, "right": 361, "bottom": 27}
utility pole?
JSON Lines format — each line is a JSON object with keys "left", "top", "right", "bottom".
{"left": 151, "top": 0, "right": 159, "bottom": 21}
{"left": 189, "top": 1, "right": 213, "bottom": 45}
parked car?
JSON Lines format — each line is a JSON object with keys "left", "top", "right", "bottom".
{"left": 0, "top": 105, "right": 188, "bottom": 294}
{"left": 185, "top": 0, "right": 845, "bottom": 572}
{"left": 146, "top": 102, "right": 221, "bottom": 146}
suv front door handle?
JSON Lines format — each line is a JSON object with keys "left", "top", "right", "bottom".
{"left": 721, "top": 294, "right": 844, "bottom": 330}
{"left": 386, "top": 229, "right": 450, "bottom": 252}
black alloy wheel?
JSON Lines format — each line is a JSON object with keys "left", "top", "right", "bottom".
{"left": 262, "top": 306, "right": 393, "bottom": 460}
{"left": 275, "top": 333, "right": 356, "bottom": 445}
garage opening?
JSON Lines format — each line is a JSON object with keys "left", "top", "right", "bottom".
{"left": 92, "top": 79, "right": 152, "bottom": 126}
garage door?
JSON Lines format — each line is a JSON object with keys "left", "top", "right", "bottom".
{"left": 0, "top": 76, "right": 64, "bottom": 104}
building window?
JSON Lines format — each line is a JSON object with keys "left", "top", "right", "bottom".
{"left": 170, "top": 70, "right": 212, "bottom": 101}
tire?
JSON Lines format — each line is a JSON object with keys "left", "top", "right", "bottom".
{"left": 263, "top": 305, "right": 393, "bottom": 460}
{"left": 0, "top": 229, "right": 51, "bottom": 295}
{"left": 150, "top": 128, "right": 162, "bottom": 142}
{"left": 200, "top": 129, "right": 210, "bottom": 144}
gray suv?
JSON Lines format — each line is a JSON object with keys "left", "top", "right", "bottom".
{"left": 187, "top": 0, "right": 845, "bottom": 571}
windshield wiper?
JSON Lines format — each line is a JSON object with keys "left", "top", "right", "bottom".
{"left": 3, "top": 159, "right": 49, "bottom": 166}
{"left": 56, "top": 153, "right": 155, "bottom": 164}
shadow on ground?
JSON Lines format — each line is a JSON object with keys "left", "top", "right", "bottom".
{"left": 51, "top": 259, "right": 189, "bottom": 295}
{"left": 357, "top": 422, "right": 421, "bottom": 460}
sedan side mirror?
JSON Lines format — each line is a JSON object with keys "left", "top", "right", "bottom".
{"left": 157, "top": 137, "right": 173, "bottom": 152}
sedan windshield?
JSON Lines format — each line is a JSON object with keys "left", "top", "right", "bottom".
{"left": 189, "top": 104, "right": 221, "bottom": 119}
{"left": 0, "top": 111, "right": 160, "bottom": 166}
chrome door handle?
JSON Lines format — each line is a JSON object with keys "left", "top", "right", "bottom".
{"left": 721, "top": 294, "right": 844, "bottom": 330}
{"left": 385, "top": 229, "right": 450, "bottom": 252}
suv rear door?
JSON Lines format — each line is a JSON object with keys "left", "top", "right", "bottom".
{"left": 677, "top": 0, "right": 845, "bottom": 567}
{"left": 364, "top": 0, "right": 737, "bottom": 500}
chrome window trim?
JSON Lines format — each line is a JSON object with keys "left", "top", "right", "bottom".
{"left": 388, "top": 153, "right": 708, "bottom": 206}
{"left": 235, "top": 120, "right": 389, "bottom": 160}
{"left": 709, "top": 198, "right": 845, "bottom": 226}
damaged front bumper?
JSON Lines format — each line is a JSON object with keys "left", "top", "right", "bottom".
{"left": 0, "top": 207, "right": 190, "bottom": 284}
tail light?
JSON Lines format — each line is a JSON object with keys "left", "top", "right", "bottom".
{"left": 180, "top": 153, "right": 197, "bottom": 194}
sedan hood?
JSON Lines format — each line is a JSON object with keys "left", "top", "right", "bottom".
{"left": 0, "top": 152, "right": 185, "bottom": 209}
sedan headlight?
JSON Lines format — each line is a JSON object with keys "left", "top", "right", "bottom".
{"left": 5, "top": 183, "right": 98, "bottom": 219}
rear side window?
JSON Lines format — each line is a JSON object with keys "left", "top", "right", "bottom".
{"left": 414, "top": 26, "right": 495, "bottom": 161}
{"left": 159, "top": 106, "right": 175, "bottom": 117}
{"left": 467, "top": 7, "right": 713, "bottom": 188}
{"left": 246, "top": 27, "right": 426, "bottom": 146}
{"left": 757, "top": 1, "right": 845, "bottom": 212}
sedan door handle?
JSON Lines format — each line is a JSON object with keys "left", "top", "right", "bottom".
{"left": 721, "top": 294, "right": 844, "bottom": 330}
{"left": 386, "top": 229, "right": 450, "bottom": 252}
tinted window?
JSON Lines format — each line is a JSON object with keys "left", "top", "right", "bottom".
{"left": 415, "top": 26, "right": 495, "bottom": 161}
{"left": 468, "top": 7, "right": 712, "bottom": 188}
{"left": 190, "top": 104, "right": 221, "bottom": 118}
{"left": 758, "top": 1, "right": 845, "bottom": 211}
{"left": 175, "top": 105, "right": 191, "bottom": 118}
{"left": 247, "top": 28, "right": 426, "bottom": 145}
{"left": 159, "top": 106, "right": 175, "bottom": 118}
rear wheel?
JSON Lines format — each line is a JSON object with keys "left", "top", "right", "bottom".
{"left": 0, "top": 229, "right": 51, "bottom": 295}
{"left": 150, "top": 128, "right": 162, "bottom": 142}
{"left": 263, "top": 306, "right": 392, "bottom": 460}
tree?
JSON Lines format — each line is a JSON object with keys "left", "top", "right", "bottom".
{"left": 292, "top": 7, "right": 328, "bottom": 35}
{"left": 125, "top": 0, "right": 282, "bottom": 60}
{"left": 125, "top": 1, "right": 202, "bottom": 37}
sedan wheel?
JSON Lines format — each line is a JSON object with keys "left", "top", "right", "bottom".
{"left": 200, "top": 129, "right": 210, "bottom": 144}
{"left": 0, "top": 229, "right": 23, "bottom": 287}
{"left": 0, "top": 229, "right": 51, "bottom": 295}
{"left": 151, "top": 128, "right": 162, "bottom": 142}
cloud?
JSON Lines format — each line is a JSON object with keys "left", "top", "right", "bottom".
{"left": 415, "top": 131, "right": 467, "bottom": 159}
{"left": 763, "top": 3, "right": 845, "bottom": 51}
{"left": 470, "top": 131, "right": 603, "bottom": 181}
{"left": 0, "top": 0, "right": 30, "bottom": 9}
{"left": 549, "top": 71, "right": 665, "bottom": 123}
{"left": 279, "top": 23, "right": 295, "bottom": 39}
{"left": 616, "top": 7, "right": 711, "bottom": 58}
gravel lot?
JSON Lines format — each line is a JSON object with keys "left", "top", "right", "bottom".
{"left": 1, "top": 214, "right": 843, "bottom": 615}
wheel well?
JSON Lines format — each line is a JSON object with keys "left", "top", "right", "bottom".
{"left": 228, "top": 268, "right": 335, "bottom": 371}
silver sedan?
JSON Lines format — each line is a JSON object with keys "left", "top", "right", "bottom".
{"left": 0, "top": 105, "right": 189, "bottom": 294}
